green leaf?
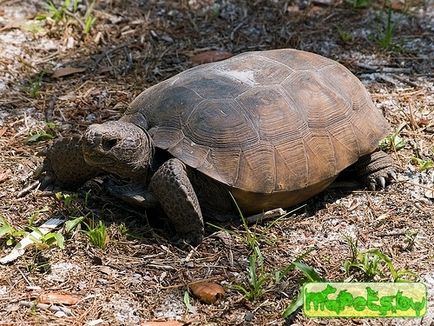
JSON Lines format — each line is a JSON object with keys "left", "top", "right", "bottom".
{"left": 293, "top": 262, "right": 323, "bottom": 282}
{"left": 282, "top": 289, "right": 303, "bottom": 319}
{"left": 26, "top": 132, "right": 54, "bottom": 144}
{"left": 0, "top": 219, "right": 14, "bottom": 238}
{"left": 40, "top": 232, "right": 65, "bottom": 249}
{"left": 183, "top": 291, "right": 194, "bottom": 313}
{"left": 65, "top": 216, "right": 84, "bottom": 233}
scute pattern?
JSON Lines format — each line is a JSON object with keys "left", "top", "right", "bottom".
{"left": 124, "top": 49, "right": 390, "bottom": 193}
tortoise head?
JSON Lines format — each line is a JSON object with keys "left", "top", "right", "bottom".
{"left": 82, "top": 121, "right": 153, "bottom": 179}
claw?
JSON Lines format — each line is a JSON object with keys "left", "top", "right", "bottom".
{"left": 378, "top": 176, "right": 386, "bottom": 189}
{"left": 389, "top": 171, "right": 397, "bottom": 181}
{"left": 39, "top": 174, "right": 55, "bottom": 190}
{"left": 368, "top": 179, "right": 377, "bottom": 191}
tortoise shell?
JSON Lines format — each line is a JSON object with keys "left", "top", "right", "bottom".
{"left": 123, "top": 49, "right": 389, "bottom": 201}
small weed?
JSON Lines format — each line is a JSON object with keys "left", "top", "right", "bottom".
{"left": 28, "top": 206, "right": 49, "bottom": 226}
{"left": 40, "top": 0, "right": 97, "bottom": 35}
{"left": 377, "top": 7, "right": 394, "bottom": 49}
{"left": 55, "top": 192, "right": 79, "bottom": 212}
{"left": 26, "top": 131, "right": 54, "bottom": 143}
{"left": 337, "top": 27, "right": 353, "bottom": 43}
{"left": 22, "top": 22, "right": 45, "bottom": 34}
{"left": 0, "top": 214, "right": 65, "bottom": 250}
{"left": 0, "top": 216, "right": 26, "bottom": 246}
{"left": 346, "top": 0, "right": 370, "bottom": 8}
{"left": 83, "top": 1, "right": 96, "bottom": 34}
{"left": 282, "top": 261, "right": 324, "bottom": 319}
{"left": 45, "top": 0, "right": 79, "bottom": 22}
{"left": 25, "top": 72, "right": 45, "bottom": 98}
{"left": 118, "top": 223, "right": 129, "bottom": 237}
{"left": 411, "top": 157, "right": 433, "bottom": 172}
{"left": 29, "top": 228, "right": 65, "bottom": 250}
{"left": 379, "top": 125, "right": 406, "bottom": 152}
{"left": 227, "top": 194, "right": 320, "bottom": 311}
{"left": 343, "top": 235, "right": 416, "bottom": 281}
{"left": 229, "top": 193, "right": 274, "bottom": 301}
{"left": 27, "top": 121, "right": 56, "bottom": 144}
{"left": 64, "top": 216, "right": 85, "bottom": 234}
{"left": 183, "top": 291, "right": 195, "bottom": 313}
{"left": 232, "top": 249, "right": 268, "bottom": 301}
{"left": 84, "top": 220, "right": 109, "bottom": 249}
{"left": 403, "top": 229, "right": 418, "bottom": 251}
{"left": 84, "top": 15, "right": 96, "bottom": 34}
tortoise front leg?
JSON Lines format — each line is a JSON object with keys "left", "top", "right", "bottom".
{"left": 40, "top": 136, "right": 101, "bottom": 189}
{"left": 149, "top": 158, "right": 204, "bottom": 245}
{"left": 354, "top": 150, "right": 397, "bottom": 190}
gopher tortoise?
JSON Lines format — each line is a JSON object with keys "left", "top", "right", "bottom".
{"left": 40, "top": 49, "right": 395, "bottom": 245}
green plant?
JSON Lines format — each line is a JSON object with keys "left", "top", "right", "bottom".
{"left": 45, "top": 0, "right": 80, "bottom": 22}
{"left": 23, "top": 22, "right": 45, "bottom": 34}
{"left": 343, "top": 235, "right": 416, "bottom": 281}
{"left": 84, "top": 220, "right": 109, "bottom": 249}
{"left": 230, "top": 197, "right": 268, "bottom": 301}
{"left": 183, "top": 291, "right": 195, "bottom": 313}
{"left": 403, "top": 229, "right": 418, "bottom": 251}
{"left": 233, "top": 248, "right": 268, "bottom": 301}
{"left": 282, "top": 262, "right": 324, "bottom": 318}
{"left": 29, "top": 228, "right": 65, "bottom": 250}
{"left": 39, "top": 0, "right": 97, "bottom": 34}
{"left": 25, "top": 71, "right": 45, "bottom": 98}
{"left": 27, "top": 122, "right": 56, "bottom": 144}
{"left": 379, "top": 124, "right": 406, "bottom": 152}
{"left": 411, "top": 157, "right": 433, "bottom": 172}
{"left": 83, "top": 1, "right": 96, "bottom": 34}
{"left": 346, "top": 0, "right": 370, "bottom": 8}
{"left": 377, "top": 7, "right": 394, "bottom": 49}
{"left": 27, "top": 206, "right": 49, "bottom": 226}
{"left": 65, "top": 216, "right": 85, "bottom": 234}
{"left": 0, "top": 216, "right": 26, "bottom": 246}
{"left": 55, "top": 192, "right": 79, "bottom": 212}
{"left": 117, "top": 223, "right": 129, "bottom": 237}
{"left": 228, "top": 194, "right": 319, "bottom": 307}
{"left": 337, "top": 27, "right": 353, "bottom": 43}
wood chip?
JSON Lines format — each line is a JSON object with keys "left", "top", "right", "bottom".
{"left": 141, "top": 322, "right": 184, "bottom": 326}
{"left": 191, "top": 50, "right": 233, "bottom": 64}
{"left": 0, "top": 169, "right": 10, "bottom": 183}
{"left": 51, "top": 66, "right": 86, "bottom": 78}
{"left": 38, "top": 292, "right": 80, "bottom": 305}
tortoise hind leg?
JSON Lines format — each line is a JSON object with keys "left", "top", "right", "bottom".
{"left": 354, "top": 150, "right": 397, "bottom": 190}
{"left": 150, "top": 158, "right": 204, "bottom": 245}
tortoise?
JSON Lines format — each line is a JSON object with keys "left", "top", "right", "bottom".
{"left": 40, "top": 49, "right": 396, "bottom": 245}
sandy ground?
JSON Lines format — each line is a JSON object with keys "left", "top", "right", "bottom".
{"left": 0, "top": 0, "right": 433, "bottom": 325}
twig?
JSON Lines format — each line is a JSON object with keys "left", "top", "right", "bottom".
{"left": 19, "top": 301, "right": 73, "bottom": 316}
{"left": 16, "top": 180, "right": 39, "bottom": 198}
{"left": 17, "top": 267, "right": 33, "bottom": 287}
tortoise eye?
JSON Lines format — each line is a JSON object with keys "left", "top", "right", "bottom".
{"left": 102, "top": 138, "right": 118, "bottom": 151}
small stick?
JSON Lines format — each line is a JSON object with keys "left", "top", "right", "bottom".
{"left": 16, "top": 180, "right": 39, "bottom": 198}
{"left": 246, "top": 208, "right": 287, "bottom": 224}
{"left": 19, "top": 301, "right": 72, "bottom": 316}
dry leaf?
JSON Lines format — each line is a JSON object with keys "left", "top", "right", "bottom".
{"left": 189, "top": 281, "right": 225, "bottom": 304}
{"left": 0, "top": 126, "right": 7, "bottom": 137}
{"left": 52, "top": 67, "right": 86, "bottom": 78}
{"left": 141, "top": 321, "right": 184, "bottom": 326}
{"left": 0, "top": 169, "right": 10, "bottom": 183}
{"left": 38, "top": 292, "right": 80, "bottom": 305}
{"left": 191, "top": 51, "right": 232, "bottom": 65}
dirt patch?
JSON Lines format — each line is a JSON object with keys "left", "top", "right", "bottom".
{"left": 0, "top": 0, "right": 433, "bottom": 325}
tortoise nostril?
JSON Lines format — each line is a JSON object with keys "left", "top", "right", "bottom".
{"left": 102, "top": 138, "right": 118, "bottom": 151}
